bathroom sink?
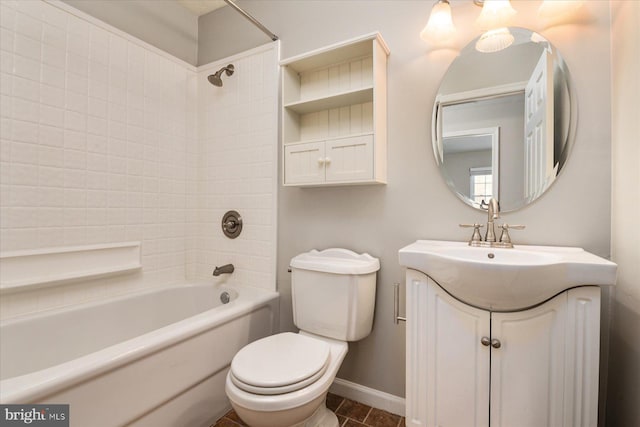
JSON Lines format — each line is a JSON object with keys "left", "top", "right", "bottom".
{"left": 399, "top": 240, "right": 617, "bottom": 311}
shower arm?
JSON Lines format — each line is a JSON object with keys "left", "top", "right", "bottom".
{"left": 223, "top": 0, "right": 279, "bottom": 41}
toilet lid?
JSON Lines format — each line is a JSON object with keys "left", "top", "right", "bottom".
{"left": 230, "top": 333, "right": 331, "bottom": 391}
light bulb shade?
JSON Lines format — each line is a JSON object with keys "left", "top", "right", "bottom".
{"left": 538, "top": 0, "right": 583, "bottom": 19}
{"left": 420, "top": 0, "right": 457, "bottom": 46}
{"left": 475, "top": 27, "right": 515, "bottom": 53}
{"left": 475, "top": 0, "right": 517, "bottom": 31}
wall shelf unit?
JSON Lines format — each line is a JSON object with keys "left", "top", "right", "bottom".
{"left": 281, "top": 33, "right": 389, "bottom": 187}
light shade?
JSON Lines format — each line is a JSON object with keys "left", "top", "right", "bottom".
{"left": 475, "top": 27, "right": 515, "bottom": 53}
{"left": 475, "top": 0, "right": 517, "bottom": 31}
{"left": 420, "top": 0, "right": 457, "bottom": 46}
{"left": 538, "top": 0, "right": 583, "bottom": 19}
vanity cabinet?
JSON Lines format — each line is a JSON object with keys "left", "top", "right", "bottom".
{"left": 405, "top": 269, "right": 601, "bottom": 427}
{"left": 281, "top": 33, "right": 389, "bottom": 186}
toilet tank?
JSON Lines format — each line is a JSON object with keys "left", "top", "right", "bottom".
{"left": 290, "top": 248, "right": 380, "bottom": 341}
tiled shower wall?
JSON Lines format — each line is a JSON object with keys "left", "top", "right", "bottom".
{"left": 0, "top": 1, "right": 277, "bottom": 319}
{"left": 190, "top": 45, "right": 278, "bottom": 290}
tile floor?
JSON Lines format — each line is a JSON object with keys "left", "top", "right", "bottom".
{"left": 212, "top": 393, "right": 405, "bottom": 427}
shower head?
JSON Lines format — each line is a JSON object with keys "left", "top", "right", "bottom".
{"left": 207, "top": 64, "right": 235, "bottom": 87}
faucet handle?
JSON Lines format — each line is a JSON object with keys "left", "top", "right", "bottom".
{"left": 459, "top": 223, "right": 485, "bottom": 227}
{"left": 499, "top": 224, "right": 525, "bottom": 244}
{"left": 460, "top": 223, "right": 484, "bottom": 243}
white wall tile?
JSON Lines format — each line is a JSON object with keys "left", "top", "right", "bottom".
{"left": 40, "top": 84, "right": 65, "bottom": 108}
{"left": 38, "top": 145, "right": 64, "bottom": 167}
{"left": 15, "top": 33, "right": 41, "bottom": 61}
{"left": 13, "top": 76, "right": 39, "bottom": 103}
{"left": 12, "top": 120, "right": 38, "bottom": 144}
{"left": 1, "top": 1, "right": 277, "bottom": 319}
{"left": 39, "top": 104, "right": 63, "bottom": 127}
{"left": 41, "top": 64, "right": 65, "bottom": 88}
{"left": 0, "top": 4, "right": 16, "bottom": 31}
{"left": 42, "top": 23, "right": 67, "bottom": 49}
{"left": 192, "top": 46, "right": 277, "bottom": 291}
{"left": 14, "top": 11, "right": 41, "bottom": 41}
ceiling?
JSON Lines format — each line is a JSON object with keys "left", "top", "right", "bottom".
{"left": 176, "top": 0, "right": 227, "bottom": 16}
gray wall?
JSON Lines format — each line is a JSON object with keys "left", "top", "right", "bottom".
{"left": 608, "top": 1, "right": 640, "bottom": 425}
{"left": 199, "top": 0, "right": 613, "bottom": 397}
{"left": 62, "top": 0, "right": 198, "bottom": 65}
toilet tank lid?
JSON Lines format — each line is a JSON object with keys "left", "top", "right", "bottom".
{"left": 290, "top": 248, "right": 380, "bottom": 275}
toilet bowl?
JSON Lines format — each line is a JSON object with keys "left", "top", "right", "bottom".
{"left": 225, "top": 248, "right": 380, "bottom": 427}
{"left": 225, "top": 332, "right": 348, "bottom": 427}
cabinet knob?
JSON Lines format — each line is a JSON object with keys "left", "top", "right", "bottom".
{"left": 491, "top": 338, "right": 501, "bottom": 349}
{"left": 317, "top": 157, "right": 325, "bottom": 165}
{"left": 481, "top": 336, "right": 491, "bottom": 346}
{"left": 325, "top": 157, "right": 331, "bottom": 164}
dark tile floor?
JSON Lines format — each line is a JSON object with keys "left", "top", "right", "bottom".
{"left": 212, "top": 393, "right": 405, "bottom": 427}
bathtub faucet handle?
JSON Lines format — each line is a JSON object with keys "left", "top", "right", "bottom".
{"left": 213, "top": 264, "right": 235, "bottom": 276}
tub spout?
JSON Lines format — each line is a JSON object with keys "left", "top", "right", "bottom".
{"left": 213, "top": 264, "right": 234, "bottom": 276}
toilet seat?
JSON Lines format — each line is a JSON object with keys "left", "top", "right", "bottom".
{"left": 229, "top": 332, "right": 331, "bottom": 395}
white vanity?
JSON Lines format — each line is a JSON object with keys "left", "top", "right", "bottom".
{"left": 407, "top": 18, "right": 615, "bottom": 426}
{"left": 399, "top": 240, "right": 617, "bottom": 427}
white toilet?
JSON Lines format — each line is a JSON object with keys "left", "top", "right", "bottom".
{"left": 225, "top": 248, "right": 380, "bottom": 427}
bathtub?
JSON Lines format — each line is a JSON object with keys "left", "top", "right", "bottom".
{"left": 0, "top": 282, "right": 279, "bottom": 427}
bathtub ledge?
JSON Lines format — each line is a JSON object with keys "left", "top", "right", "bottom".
{"left": 0, "top": 242, "right": 142, "bottom": 294}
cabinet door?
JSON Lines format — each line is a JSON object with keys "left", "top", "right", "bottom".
{"left": 490, "top": 292, "right": 567, "bottom": 427}
{"left": 325, "top": 135, "right": 374, "bottom": 182}
{"left": 284, "top": 142, "right": 325, "bottom": 185}
{"left": 406, "top": 270, "right": 490, "bottom": 427}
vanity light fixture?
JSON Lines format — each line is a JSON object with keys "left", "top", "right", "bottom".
{"left": 538, "top": 0, "right": 585, "bottom": 26}
{"left": 475, "top": 0, "right": 517, "bottom": 31}
{"left": 421, "top": 0, "right": 517, "bottom": 52}
{"left": 538, "top": 0, "right": 581, "bottom": 18}
{"left": 420, "top": 0, "right": 457, "bottom": 47}
{"left": 475, "top": 0, "right": 517, "bottom": 52}
{"left": 475, "top": 27, "right": 515, "bottom": 52}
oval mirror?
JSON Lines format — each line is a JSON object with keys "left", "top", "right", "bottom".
{"left": 433, "top": 27, "right": 576, "bottom": 212}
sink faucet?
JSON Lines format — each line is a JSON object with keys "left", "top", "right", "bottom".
{"left": 461, "top": 198, "right": 525, "bottom": 248}
{"left": 485, "top": 198, "right": 500, "bottom": 243}
{"left": 213, "top": 264, "right": 234, "bottom": 276}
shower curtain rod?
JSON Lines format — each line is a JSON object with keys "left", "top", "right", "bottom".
{"left": 223, "top": 0, "right": 279, "bottom": 41}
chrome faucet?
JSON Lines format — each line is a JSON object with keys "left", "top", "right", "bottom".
{"left": 213, "top": 264, "right": 234, "bottom": 276}
{"left": 460, "top": 197, "right": 526, "bottom": 248}
{"left": 485, "top": 198, "right": 500, "bottom": 243}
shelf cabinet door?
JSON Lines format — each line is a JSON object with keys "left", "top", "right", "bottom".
{"left": 325, "top": 135, "right": 374, "bottom": 183}
{"left": 490, "top": 292, "right": 568, "bottom": 427}
{"left": 284, "top": 142, "right": 325, "bottom": 185}
{"left": 406, "top": 270, "right": 490, "bottom": 427}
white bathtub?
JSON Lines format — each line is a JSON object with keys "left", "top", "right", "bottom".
{"left": 0, "top": 282, "right": 279, "bottom": 427}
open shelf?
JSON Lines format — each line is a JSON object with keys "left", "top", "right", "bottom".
{"left": 0, "top": 242, "right": 142, "bottom": 293}
{"left": 284, "top": 87, "right": 373, "bottom": 115}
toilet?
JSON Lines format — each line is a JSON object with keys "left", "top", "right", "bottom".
{"left": 225, "top": 248, "right": 380, "bottom": 427}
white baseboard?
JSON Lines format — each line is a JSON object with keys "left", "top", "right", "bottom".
{"left": 329, "top": 378, "right": 405, "bottom": 417}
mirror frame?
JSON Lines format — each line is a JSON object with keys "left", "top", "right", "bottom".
{"left": 432, "top": 27, "right": 578, "bottom": 212}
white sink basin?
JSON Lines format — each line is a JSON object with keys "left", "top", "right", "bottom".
{"left": 399, "top": 240, "right": 617, "bottom": 311}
